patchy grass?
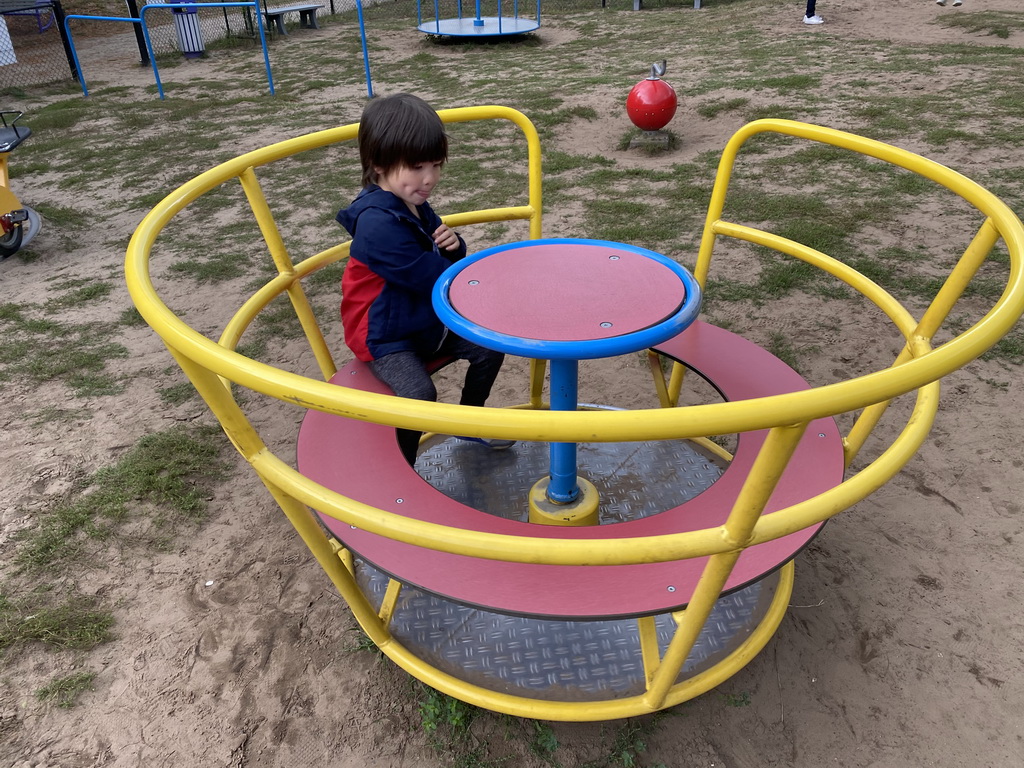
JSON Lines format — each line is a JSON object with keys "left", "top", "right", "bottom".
{"left": 410, "top": 681, "right": 677, "bottom": 768}
{"left": 15, "top": 425, "right": 230, "bottom": 575}
{"left": 36, "top": 671, "right": 98, "bottom": 709}
{"left": 0, "top": 301, "right": 129, "bottom": 396}
{"left": 937, "top": 11, "right": 1024, "bottom": 39}
{"left": 24, "top": 405, "right": 94, "bottom": 425}
{"left": 0, "top": 590, "right": 114, "bottom": 656}
{"left": 159, "top": 381, "right": 198, "bottom": 405}
{"left": 44, "top": 279, "right": 115, "bottom": 310}
{"left": 696, "top": 96, "right": 749, "bottom": 119}
{"left": 585, "top": 714, "right": 672, "bottom": 768}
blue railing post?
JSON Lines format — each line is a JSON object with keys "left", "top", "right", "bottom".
{"left": 64, "top": 3, "right": 285, "bottom": 100}
{"left": 355, "top": 0, "right": 372, "bottom": 97}
{"left": 547, "top": 358, "right": 581, "bottom": 503}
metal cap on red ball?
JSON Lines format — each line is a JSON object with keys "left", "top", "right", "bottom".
{"left": 626, "top": 61, "right": 678, "bottom": 132}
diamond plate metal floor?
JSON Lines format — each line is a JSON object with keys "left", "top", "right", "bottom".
{"left": 358, "top": 560, "right": 778, "bottom": 701}
{"left": 415, "top": 431, "right": 726, "bottom": 525}
{"left": 351, "top": 431, "right": 781, "bottom": 701}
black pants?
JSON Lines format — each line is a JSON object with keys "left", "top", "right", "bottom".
{"left": 369, "top": 333, "right": 505, "bottom": 465}
{"left": 806, "top": 0, "right": 816, "bottom": 16}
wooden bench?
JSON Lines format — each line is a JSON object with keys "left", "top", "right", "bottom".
{"left": 261, "top": 3, "right": 323, "bottom": 35}
{"left": 296, "top": 321, "right": 845, "bottom": 620}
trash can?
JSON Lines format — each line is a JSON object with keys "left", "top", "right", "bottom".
{"left": 171, "top": 3, "right": 205, "bottom": 59}
{"left": 0, "top": 17, "right": 18, "bottom": 67}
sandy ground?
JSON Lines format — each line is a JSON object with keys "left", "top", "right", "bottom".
{"left": 2, "top": 0, "right": 1024, "bottom": 766}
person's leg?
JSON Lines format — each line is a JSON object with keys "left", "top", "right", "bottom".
{"left": 805, "top": 0, "right": 816, "bottom": 17}
{"left": 439, "top": 334, "right": 505, "bottom": 407}
{"left": 368, "top": 351, "right": 436, "bottom": 465}
{"left": 438, "top": 334, "right": 514, "bottom": 448}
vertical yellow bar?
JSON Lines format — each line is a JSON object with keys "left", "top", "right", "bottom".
{"left": 666, "top": 361, "right": 687, "bottom": 407}
{"left": 378, "top": 579, "right": 403, "bottom": 626}
{"left": 644, "top": 423, "right": 806, "bottom": 708}
{"left": 643, "top": 551, "right": 742, "bottom": 708}
{"left": 692, "top": 126, "right": 748, "bottom": 290}
{"left": 721, "top": 423, "right": 808, "bottom": 547}
{"left": 261, "top": 477, "right": 394, "bottom": 648}
{"left": 637, "top": 615, "right": 661, "bottom": 687}
{"left": 333, "top": 540, "right": 355, "bottom": 576}
{"left": 647, "top": 351, "right": 672, "bottom": 408}
{"left": 506, "top": 108, "right": 542, "bottom": 241}
{"left": 529, "top": 358, "right": 547, "bottom": 409}
{"left": 527, "top": 125, "right": 543, "bottom": 240}
{"left": 167, "top": 345, "right": 265, "bottom": 459}
{"left": 240, "top": 166, "right": 295, "bottom": 275}
{"left": 287, "top": 282, "right": 338, "bottom": 382}
{"left": 916, "top": 218, "right": 1001, "bottom": 342}
{"left": 845, "top": 220, "right": 1000, "bottom": 466}
{"left": 238, "top": 166, "right": 338, "bottom": 381}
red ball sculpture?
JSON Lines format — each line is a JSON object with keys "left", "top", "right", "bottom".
{"left": 626, "top": 61, "right": 678, "bottom": 132}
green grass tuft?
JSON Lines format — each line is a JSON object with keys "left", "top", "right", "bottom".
{"left": 16, "top": 425, "right": 230, "bottom": 574}
{"left": 0, "top": 591, "right": 114, "bottom": 655}
{"left": 36, "top": 671, "right": 98, "bottom": 708}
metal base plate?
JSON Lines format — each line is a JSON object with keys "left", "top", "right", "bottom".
{"left": 357, "top": 560, "right": 778, "bottom": 701}
{"left": 350, "top": 433, "right": 781, "bottom": 701}
{"left": 414, "top": 432, "right": 725, "bottom": 525}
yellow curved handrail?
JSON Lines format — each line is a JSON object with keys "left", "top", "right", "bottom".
{"left": 126, "top": 113, "right": 1023, "bottom": 566}
{"left": 129, "top": 118, "right": 1023, "bottom": 445}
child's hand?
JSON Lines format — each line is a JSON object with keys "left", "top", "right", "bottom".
{"left": 433, "top": 224, "right": 459, "bottom": 251}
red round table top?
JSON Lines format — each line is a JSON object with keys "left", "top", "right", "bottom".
{"left": 447, "top": 242, "right": 686, "bottom": 342}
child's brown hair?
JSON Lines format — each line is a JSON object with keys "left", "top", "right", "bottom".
{"left": 357, "top": 93, "right": 448, "bottom": 187}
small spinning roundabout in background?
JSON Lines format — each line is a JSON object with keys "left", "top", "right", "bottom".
{"left": 416, "top": 0, "right": 540, "bottom": 37}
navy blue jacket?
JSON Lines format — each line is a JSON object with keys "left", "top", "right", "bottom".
{"left": 337, "top": 185, "right": 466, "bottom": 361}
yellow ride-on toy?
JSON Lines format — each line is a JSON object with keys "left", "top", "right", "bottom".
{"left": 1, "top": 111, "right": 41, "bottom": 260}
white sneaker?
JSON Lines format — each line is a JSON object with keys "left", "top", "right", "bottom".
{"left": 803, "top": 14, "right": 824, "bottom": 24}
{"left": 935, "top": 0, "right": 945, "bottom": 5}
{"left": 952, "top": 0, "right": 961, "bottom": 5}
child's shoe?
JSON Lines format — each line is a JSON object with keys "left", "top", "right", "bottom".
{"left": 456, "top": 436, "right": 517, "bottom": 450}
{"left": 803, "top": 14, "right": 824, "bottom": 24}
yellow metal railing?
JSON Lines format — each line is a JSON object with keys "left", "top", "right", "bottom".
{"left": 126, "top": 113, "right": 1024, "bottom": 721}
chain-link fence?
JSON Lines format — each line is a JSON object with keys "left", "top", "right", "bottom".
{"left": 0, "top": 0, "right": 75, "bottom": 89}
{"left": 0, "top": 0, "right": 682, "bottom": 91}
{"left": 142, "top": 2, "right": 270, "bottom": 56}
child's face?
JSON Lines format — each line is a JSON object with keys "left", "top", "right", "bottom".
{"left": 376, "top": 160, "right": 444, "bottom": 212}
